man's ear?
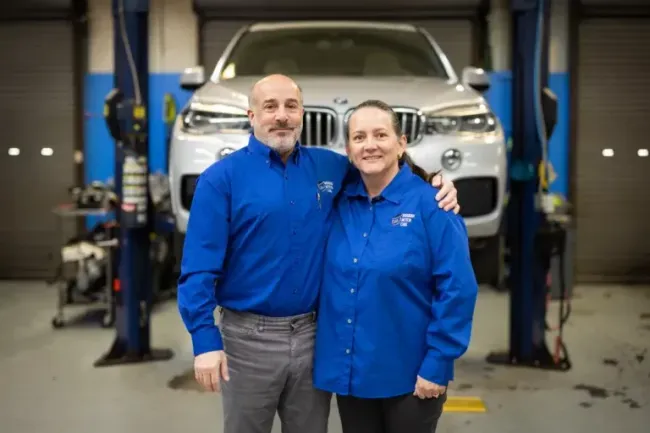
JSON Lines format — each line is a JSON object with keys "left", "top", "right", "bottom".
{"left": 247, "top": 109, "right": 254, "bottom": 123}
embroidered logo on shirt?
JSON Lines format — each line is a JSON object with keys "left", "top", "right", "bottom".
{"left": 318, "top": 180, "right": 334, "bottom": 194}
{"left": 391, "top": 213, "right": 415, "bottom": 227}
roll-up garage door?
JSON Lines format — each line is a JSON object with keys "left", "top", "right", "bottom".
{"left": 575, "top": 18, "right": 650, "bottom": 283}
{"left": 0, "top": 21, "right": 77, "bottom": 279}
{"left": 200, "top": 19, "right": 474, "bottom": 76}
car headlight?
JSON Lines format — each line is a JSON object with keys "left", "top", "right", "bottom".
{"left": 181, "top": 103, "right": 250, "bottom": 135}
{"left": 423, "top": 105, "right": 499, "bottom": 136}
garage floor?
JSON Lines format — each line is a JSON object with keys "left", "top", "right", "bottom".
{"left": 0, "top": 281, "right": 648, "bottom": 433}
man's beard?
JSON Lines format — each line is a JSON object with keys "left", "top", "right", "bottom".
{"left": 259, "top": 123, "right": 303, "bottom": 154}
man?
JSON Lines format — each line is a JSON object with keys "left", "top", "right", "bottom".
{"left": 177, "top": 74, "right": 459, "bottom": 433}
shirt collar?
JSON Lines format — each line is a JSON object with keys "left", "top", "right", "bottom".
{"left": 247, "top": 133, "right": 302, "bottom": 164}
{"left": 344, "top": 163, "right": 414, "bottom": 204}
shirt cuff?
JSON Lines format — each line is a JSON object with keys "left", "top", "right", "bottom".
{"left": 191, "top": 326, "right": 224, "bottom": 356}
{"left": 418, "top": 351, "right": 454, "bottom": 387}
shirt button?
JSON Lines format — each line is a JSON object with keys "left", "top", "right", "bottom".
{"left": 346, "top": 349, "right": 350, "bottom": 354}
{"left": 353, "top": 258, "right": 358, "bottom": 263}
{"left": 350, "top": 288, "right": 355, "bottom": 294}
{"left": 290, "top": 200, "right": 295, "bottom": 205}
{"left": 362, "top": 233, "right": 367, "bottom": 238}
{"left": 347, "top": 319, "right": 352, "bottom": 324}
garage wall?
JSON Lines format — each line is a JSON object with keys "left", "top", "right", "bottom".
{"left": 85, "top": 0, "right": 114, "bottom": 193}
{"left": 82, "top": 0, "right": 573, "bottom": 230}
{"left": 484, "top": 0, "right": 570, "bottom": 198}
{"left": 547, "top": 0, "right": 570, "bottom": 197}
{"left": 574, "top": 16, "right": 650, "bottom": 282}
{"left": 84, "top": 0, "right": 487, "bottom": 188}
{"left": 84, "top": 0, "right": 196, "bottom": 192}
{"left": 484, "top": 0, "right": 512, "bottom": 154}
{"left": 81, "top": 0, "right": 572, "bottom": 197}
{"left": 148, "top": 0, "right": 198, "bottom": 173}
{"left": 0, "top": 20, "right": 79, "bottom": 279}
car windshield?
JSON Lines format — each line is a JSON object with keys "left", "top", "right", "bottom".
{"left": 219, "top": 27, "right": 449, "bottom": 79}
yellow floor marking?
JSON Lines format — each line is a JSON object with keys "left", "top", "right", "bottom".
{"left": 443, "top": 396, "right": 487, "bottom": 413}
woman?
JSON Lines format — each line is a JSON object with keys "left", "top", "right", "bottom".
{"left": 313, "top": 100, "right": 479, "bottom": 433}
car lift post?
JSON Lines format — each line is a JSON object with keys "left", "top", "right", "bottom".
{"left": 95, "top": 0, "right": 173, "bottom": 367}
{"left": 486, "top": 0, "right": 571, "bottom": 371}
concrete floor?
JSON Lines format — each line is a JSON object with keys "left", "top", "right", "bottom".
{"left": 0, "top": 281, "right": 648, "bottom": 433}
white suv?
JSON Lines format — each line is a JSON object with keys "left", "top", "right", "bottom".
{"left": 169, "top": 21, "right": 507, "bottom": 285}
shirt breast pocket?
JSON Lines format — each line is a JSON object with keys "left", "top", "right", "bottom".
{"left": 369, "top": 223, "right": 417, "bottom": 264}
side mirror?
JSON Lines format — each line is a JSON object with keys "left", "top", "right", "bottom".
{"left": 180, "top": 66, "right": 205, "bottom": 91}
{"left": 461, "top": 67, "right": 490, "bottom": 93}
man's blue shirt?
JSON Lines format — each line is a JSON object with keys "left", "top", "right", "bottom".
{"left": 313, "top": 164, "right": 478, "bottom": 398}
{"left": 177, "top": 135, "right": 349, "bottom": 355}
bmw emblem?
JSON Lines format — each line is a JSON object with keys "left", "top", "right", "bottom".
{"left": 333, "top": 97, "right": 348, "bottom": 105}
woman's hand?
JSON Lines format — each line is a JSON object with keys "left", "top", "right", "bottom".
{"left": 413, "top": 375, "right": 447, "bottom": 399}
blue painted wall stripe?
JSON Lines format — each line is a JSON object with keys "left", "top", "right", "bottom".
{"left": 84, "top": 73, "right": 193, "bottom": 183}
{"left": 485, "top": 71, "right": 513, "bottom": 140}
{"left": 547, "top": 73, "right": 569, "bottom": 197}
{"left": 485, "top": 71, "right": 569, "bottom": 197}
{"left": 83, "top": 72, "right": 192, "bottom": 228}
{"left": 149, "top": 74, "right": 194, "bottom": 173}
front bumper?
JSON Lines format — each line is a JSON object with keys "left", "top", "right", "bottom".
{"left": 170, "top": 126, "right": 507, "bottom": 239}
{"left": 408, "top": 133, "right": 507, "bottom": 238}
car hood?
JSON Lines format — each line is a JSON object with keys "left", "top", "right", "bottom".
{"left": 190, "top": 76, "right": 487, "bottom": 113}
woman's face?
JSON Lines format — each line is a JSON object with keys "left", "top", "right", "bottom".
{"left": 346, "top": 107, "right": 407, "bottom": 176}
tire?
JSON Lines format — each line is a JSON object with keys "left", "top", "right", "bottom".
{"left": 471, "top": 234, "right": 506, "bottom": 291}
{"left": 151, "top": 233, "right": 177, "bottom": 302}
{"left": 51, "top": 317, "right": 65, "bottom": 329}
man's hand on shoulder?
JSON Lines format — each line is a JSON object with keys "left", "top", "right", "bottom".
{"left": 194, "top": 350, "right": 229, "bottom": 392}
{"left": 431, "top": 172, "right": 460, "bottom": 214}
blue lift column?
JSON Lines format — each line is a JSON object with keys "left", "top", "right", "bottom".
{"left": 95, "top": 0, "right": 173, "bottom": 367}
{"left": 487, "top": 0, "right": 571, "bottom": 371}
